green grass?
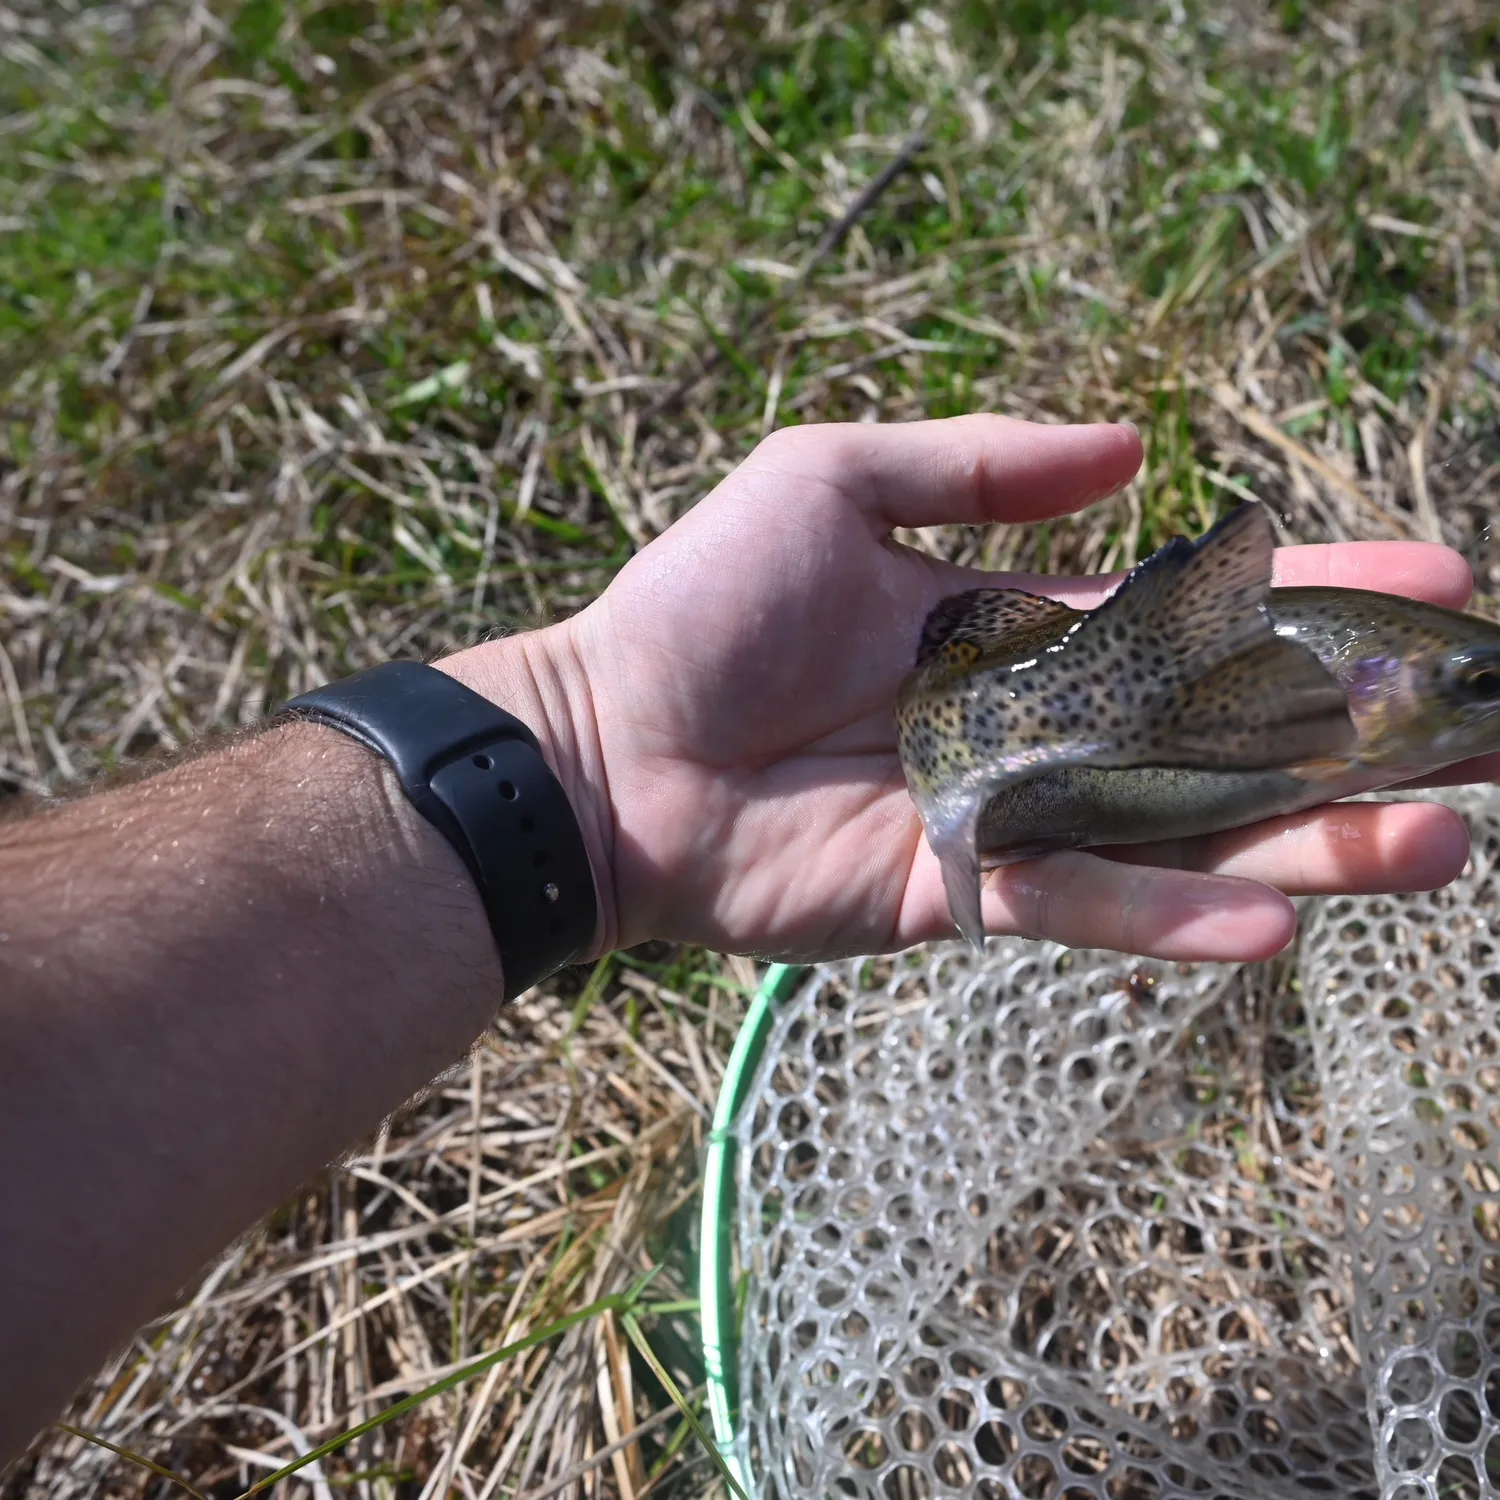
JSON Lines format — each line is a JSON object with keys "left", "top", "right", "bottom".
{"left": 5, "top": 6, "right": 1493, "bottom": 649}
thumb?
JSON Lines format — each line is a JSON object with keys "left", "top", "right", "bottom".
{"left": 745, "top": 414, "right": 1143, "bottom": 535}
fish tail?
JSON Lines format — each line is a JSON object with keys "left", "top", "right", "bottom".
{"left": 923, "top": 803, "right": 985, "bottom": 951}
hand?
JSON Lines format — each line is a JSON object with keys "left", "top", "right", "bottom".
{"left": 447, "top": 415, "right": 1479, "bottom": 965}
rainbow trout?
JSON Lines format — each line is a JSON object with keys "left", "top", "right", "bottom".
{"left": 895, "top": 501, "right": 1500, "bottom": 948}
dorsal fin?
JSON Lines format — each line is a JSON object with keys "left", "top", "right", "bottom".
{"left": 1052, "top": 503, "right": 1353, "bottom": 754}
{"left": 1085, "top": 502, "right": 1277, "bottom": 681}
{"left": 916, "top": 588, "right": 1078, "bottom": 668}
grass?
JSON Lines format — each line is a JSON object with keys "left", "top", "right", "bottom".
{"left": 1, "top": 0, "right": 1499, "bottom": 1496}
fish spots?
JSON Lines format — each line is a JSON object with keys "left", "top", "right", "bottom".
{"left": 895, "top": 503, "right": 1369, "bottom": 939}
{"left": 943, "top": 641, "right": 982, "bottom": 667}
{"left": 914, "top": 587, "right": 1078, "bottom": 668}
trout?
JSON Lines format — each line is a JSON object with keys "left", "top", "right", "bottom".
{"left": 895, "top": 501, "right": 1500, "bottom": 948}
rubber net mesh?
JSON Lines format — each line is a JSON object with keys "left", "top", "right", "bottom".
{"left": 732, "top": 788, "right": 1500, "bottom": 1500}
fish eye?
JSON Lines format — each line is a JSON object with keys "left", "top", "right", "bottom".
{"left": 1462, "top": 665, "right": 1500, "bottom": 699}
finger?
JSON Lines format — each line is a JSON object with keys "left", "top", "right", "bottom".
{"left": 925, "top": 538, "right": 1475, "bottom": 614}
{"left": 899, "top": 846, "right": 1297, "bottom": 963}
{"left": 749, "top": 414, "right": 1144, "bottom": 533}
{"left": 1270, "top": 540, "right": 1473, "bottom": 606}
{"left": 990, "top": 855, "right": 1299, "bottom": 961}
{"left": 1100, "top": 800, "right": 1471, "bottom": 894}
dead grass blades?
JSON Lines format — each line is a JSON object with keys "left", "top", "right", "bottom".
{"left": 1, "top": 0, "right": 1498, "bottom": 1496}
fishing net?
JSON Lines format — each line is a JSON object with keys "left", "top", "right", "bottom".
{"left": 730, "top": 786, "right": 1500, "bottom": 1500}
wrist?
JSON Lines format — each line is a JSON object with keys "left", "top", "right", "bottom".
{"left": 247, "top": 724, "right": 509, "bottom": 1007}
{"left": 432, "top": 623, "right": 617, "bottom": 963}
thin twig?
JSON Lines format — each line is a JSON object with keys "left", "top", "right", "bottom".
{"left": 619, "top": 1314, "right": 748, "bottom": 1500}
{"left": 514, "top": 1383, "right": 703, "bottom": 1500}
{"left": 51, "top": 1426, "right": 208, "bottom": 1500}
{"left": 1404, "top": 294, "right": 1500, "bottom": 386}
{"left": 643, "top": 129, "right": 928, "bottom": 423}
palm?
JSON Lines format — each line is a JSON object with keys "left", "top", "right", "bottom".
{"left": 579, "top": 457, "right": 940, "bottom": 958}
{"left": 570, "top": 418, "right": 1481, "bottom": 963}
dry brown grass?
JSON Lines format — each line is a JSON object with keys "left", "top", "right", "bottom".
{"left": 11, "top": 957, "right": 767, "bottom": 1500}
{"left": 2, "top": 0, "right": 1499, "bottom": 1496}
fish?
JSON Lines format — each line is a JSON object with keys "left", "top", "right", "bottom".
{"left": 895, "top": 500, "right": 1500, "bottom": 949}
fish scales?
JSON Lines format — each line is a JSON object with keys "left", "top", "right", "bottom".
{"left": 896, "top": 501, "right": 1500, "bottom": 948}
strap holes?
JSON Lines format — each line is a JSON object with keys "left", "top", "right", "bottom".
{"left": 472, "top": 753, "right": 493, "bottom": 770}
{"left": 497, "top": 779, "right": 518, "bottom": 800}
{"left": 533, "top": 850, "right": 550, "bottom": 868}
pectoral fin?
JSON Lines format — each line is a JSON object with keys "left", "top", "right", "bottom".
{"left": 1157, "top": 634, "right": 1357, "bottom": 764}
{"left": 1060, "top": 501, "right": 1355, "bottom": 768}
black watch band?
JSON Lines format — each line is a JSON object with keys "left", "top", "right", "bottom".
{"left": 279, "top": 661, "right": 597, "bottom": 1001}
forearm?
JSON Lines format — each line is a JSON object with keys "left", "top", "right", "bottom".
{"left": 0, "top": 637, "right": 598, "bottom": 1461}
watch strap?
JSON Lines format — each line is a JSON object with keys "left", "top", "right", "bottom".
{"left": 280, "top": 661, "right": 597, "bottom": 1000}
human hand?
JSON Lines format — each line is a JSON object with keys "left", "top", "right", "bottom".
{"left": 445, "top": 415, "right": 1480, "bottom": 965}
